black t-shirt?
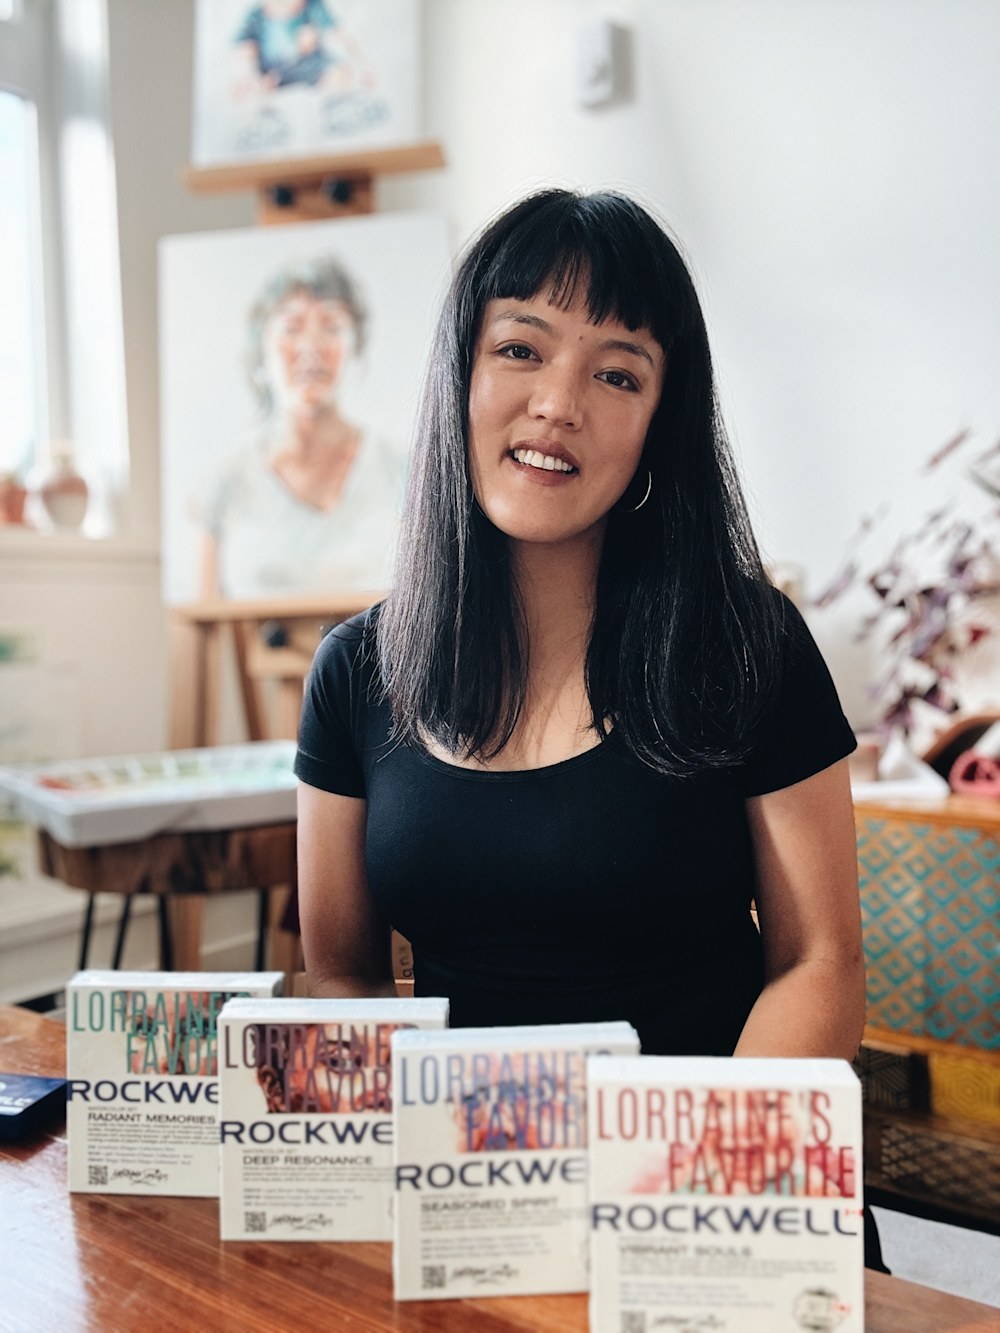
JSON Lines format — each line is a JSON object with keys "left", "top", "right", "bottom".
{"left": 294, "top": 599, "right": 856, "bottom": 1055}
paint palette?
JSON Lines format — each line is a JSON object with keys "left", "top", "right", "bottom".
{"left": 0, "top": 741, "right": 297, "bottom": 846}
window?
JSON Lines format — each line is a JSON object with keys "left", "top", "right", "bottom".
{"left": 0, "top": 0, "right": 127, "bottom": 536}
{"left": 0, "top": 88, "right": 46, "bottom": 481}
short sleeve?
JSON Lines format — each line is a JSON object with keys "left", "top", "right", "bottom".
{"left": 234, "top": 10, "right": 263, "bottom": 44}
{"left": 294, "top": 618, "right": 370, "bottom": 798}
{"left": 306, "top": 0, "right": 337, "bottom": 28}
{"left": 736, "top": 595, "right": 857, "bottom": 797}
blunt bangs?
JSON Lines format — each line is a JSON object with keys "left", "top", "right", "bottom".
{"left": 471, "top": 191, "right": 691, "bottom": 353}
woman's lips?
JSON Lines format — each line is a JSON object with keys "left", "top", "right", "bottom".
{"left": 508, "top": 441, "right": 580, "bottom": 477}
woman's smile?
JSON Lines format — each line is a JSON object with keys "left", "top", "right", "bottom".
{"left": 509, "top": 440, "right": 579, "bottom": 478}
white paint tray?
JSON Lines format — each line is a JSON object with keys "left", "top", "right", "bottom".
{"left": 0, "top": 741, "right": 297, "bottom": 847}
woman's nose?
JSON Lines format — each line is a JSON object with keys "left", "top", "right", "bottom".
{"left": 529, "top": 366, "right": 582, "bottom": 430}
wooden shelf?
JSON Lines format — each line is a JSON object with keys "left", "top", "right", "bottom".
{"left": 865, "top": 1024, "right": 1000, "bottom": 1066}
{"left": 183, "top": 139, "right": 444, "bottom": 193}
{"left": 853, "top": 792, "right": 1000, "bottom": 828}
{"left": 170, "top": 592, "right": 383, "bottom": 625}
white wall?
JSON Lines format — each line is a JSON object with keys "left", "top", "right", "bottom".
{"left": 381, "top": 0, "right": 1000, "bottom": 724}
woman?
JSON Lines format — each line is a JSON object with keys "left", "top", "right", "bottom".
{"left": 199, "top": 255, "right": 402, "bottom": 600}
{"left": 294, "top": 189, "right": 865, "bottom": 1063}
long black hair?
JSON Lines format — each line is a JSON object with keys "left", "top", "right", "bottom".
{"left": 377, "top": 188, "right": 786, "bottom": 775}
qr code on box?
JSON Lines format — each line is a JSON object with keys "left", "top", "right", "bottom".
{"left": 622, "top": 1314, "right": 646, "bottom": 1333}
{"left": 244, "top": 1211, "right": 267, "bottom": 1234}
{"left": 88, "top": 1165, "right": 108, "bottom": 1186}
{"left": 422, "top": 1265, "right": 446, "bottom": 1290}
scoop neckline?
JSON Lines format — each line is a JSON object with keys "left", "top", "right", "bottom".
{"left": 411, "top": 730, "right": 616, "bottom": 782}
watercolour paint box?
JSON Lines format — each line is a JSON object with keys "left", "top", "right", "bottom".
{"left": 0, "top": 741, "right": 296, "bottom": 847}
{"left": 218, "top": 995, "right": 449, "bottom": 1241}
{"left": 391, "top": 1020, "right": 640, "bottom": 1301}
{"left": 67, "top": 969, "right": 284, "bottom": 1196}
{"left": 587, "top": 1055, "right": 864, "bottom": 1333}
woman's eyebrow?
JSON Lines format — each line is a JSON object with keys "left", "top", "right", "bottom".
{"left": 597, "top": 337, "right": 655, "bottom": 367}
{"left": 490, "top": 310, "right": 553, "bottom": 333}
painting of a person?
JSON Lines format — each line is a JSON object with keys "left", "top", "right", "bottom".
{"left": 232, "top": 0, "right": 374, "bottom": 97}
{"left": 192, "top": 0, "right": 413, "bottom": 164}
{"left": 197, "top": 255, "right": 402, "bottom": 600}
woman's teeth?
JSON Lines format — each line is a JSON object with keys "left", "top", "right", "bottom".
{"left": 512, "top": 448, "right": 575, "bottom": 473}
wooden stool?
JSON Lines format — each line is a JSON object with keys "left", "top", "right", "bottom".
{"left": 38, "top": 821, "right": 299, "bottom": 975}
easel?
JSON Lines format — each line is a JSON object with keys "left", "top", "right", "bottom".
{"left": 164, "top": 140, "right": 445, "bottom": 969}
{"left": 168, "top": 592, "right": 385, "bottom": 748}
{"left": 176, "top": 136, "right": 444, "bottom": 740}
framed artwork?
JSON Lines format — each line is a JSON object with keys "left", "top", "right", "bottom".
{"left": 191, "top": 0, "right": 422, "bottom": 166}
{"left": 159, "top": 209, "right": 452, "bottom": 605}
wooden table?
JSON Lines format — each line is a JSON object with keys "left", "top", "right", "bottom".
{"left": 2, "top": 1009, "right": 997, "bottom": 1333}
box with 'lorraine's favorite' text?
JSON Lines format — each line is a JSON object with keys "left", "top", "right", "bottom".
{"left": 218, "top": 995, "right": 449, "bottom": 1241}
{"left": 392, "top": 1020, "right": 640, "bottom": 1301}
{"left": 587, "top": 1056, "right": 864, "bottom": 1333}
{"left": 67, "top": 969, "right": 284, "bottom": 1196}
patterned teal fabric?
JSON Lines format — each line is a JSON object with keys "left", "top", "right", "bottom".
{"left": 857, "top": 816, "right": 1000, "bottom": 1050}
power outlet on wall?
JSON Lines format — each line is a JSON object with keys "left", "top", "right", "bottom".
{"left": 573, "top": 19, "right": 630, "bottom": 109}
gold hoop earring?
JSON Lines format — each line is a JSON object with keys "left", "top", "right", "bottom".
{"left": 622, "top": 470, "right": 652, "bottom": 513}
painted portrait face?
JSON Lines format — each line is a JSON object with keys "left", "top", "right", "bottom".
{"left": 264, "top": 0, "right": 308, "bottom": 20}
{"left": 467, "top": 291, "right": 665, "bottom": 555}
{"left": 261, "top": 290, "right": 357, "bottom": 418}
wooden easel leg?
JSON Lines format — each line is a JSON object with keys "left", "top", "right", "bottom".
{"left": 232, "top": 620, "right": 267, "bottom": 741}
{"left": 199, "top": 624, "right": 222, "bottom": 747}
{"left": 276, "top": 677, "right": 305, "bottom": 741}
{"left": 168, "top": 614, "right": 201, "bottom": 750}
{"left": 265, "top": 886, "right": 300, "bottom": 978}
{"left": 168, "top": 896, "right": 205, "bottom": 972}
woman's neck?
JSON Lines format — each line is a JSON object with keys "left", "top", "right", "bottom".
{"left": 510, "top": 528, "right": 602, "bottom": 683}
{"left": 267, "top": 408, "right": 361, "bottom": 511}
{"left": 422, "top": 530, "right": 605, "bottom": 772}
{"left": 274, "top": 406, "right": 354, "bottom": 457}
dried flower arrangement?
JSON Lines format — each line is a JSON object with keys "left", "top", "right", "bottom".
{"left": 814, "top": 430, "right": 1000, "bottom": 741}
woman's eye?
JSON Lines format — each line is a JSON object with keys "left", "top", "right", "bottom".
{"left": 599, "top": 369, "right": 639, "bottom": 391}
{"left": 498, "top": 343, "right": 536, "bottom": 361}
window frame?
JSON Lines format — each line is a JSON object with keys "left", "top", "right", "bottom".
{"left": 0, "top": 0, "right": 67, "bottom": 474}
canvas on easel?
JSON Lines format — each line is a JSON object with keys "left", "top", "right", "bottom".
{"left": 191, "top": 0, "right": 421, "bottom": 167}
{"left": 159, "top": 209, "right": 451, "bottom": 607}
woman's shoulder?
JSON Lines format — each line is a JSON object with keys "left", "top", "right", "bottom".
{"left": 312, "top": 603, "right": 384, "bottom": 680}
{"left": 737, "top": 587, "right": 856, "bottom": 795}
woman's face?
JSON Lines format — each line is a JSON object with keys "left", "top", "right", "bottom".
{"left": 261, "top": 291, "right": 356, "bottom": 418}
{"left": 467, "top": 290, "right": 665, "bottom": 555}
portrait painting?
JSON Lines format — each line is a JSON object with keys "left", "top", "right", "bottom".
{"left": 159, "top": 209, "right": 452, "bottom": 606}
{"left": 191, "top": 0, "right": 421, "bottom": 166}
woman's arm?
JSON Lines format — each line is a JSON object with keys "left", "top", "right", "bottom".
{"left": 297, "top": 781, "right": 396, "bottom": 997}
{"left": 734, "top": 757, "right": 865, "bottom": 1058}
